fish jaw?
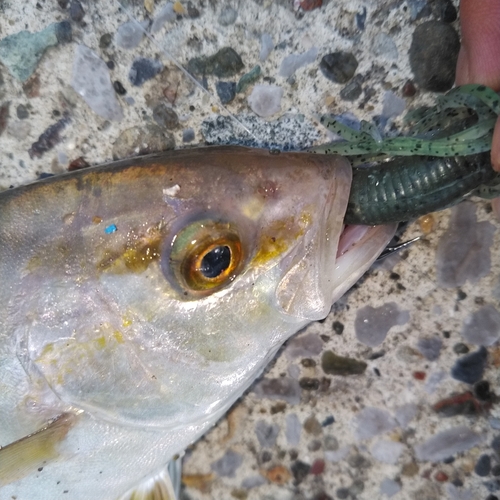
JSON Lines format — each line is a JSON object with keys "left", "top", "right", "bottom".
{"left": 0, "top": 147, "right": 395, "bottom": 498}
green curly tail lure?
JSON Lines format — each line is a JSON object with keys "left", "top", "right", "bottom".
{"left": 310, "top": 84, "right": 500, "bottom": 225}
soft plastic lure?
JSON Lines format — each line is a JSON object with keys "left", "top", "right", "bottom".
{"left": 311, "top": 84, "right": 500, "bottom": 225}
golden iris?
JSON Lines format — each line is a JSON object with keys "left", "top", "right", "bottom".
{"left": 169, "top": 220, "right": 243, "bottom": 293}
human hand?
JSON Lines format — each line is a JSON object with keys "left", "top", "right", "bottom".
{"left": 456, "top": 0, "right": 500, "bottom": 173}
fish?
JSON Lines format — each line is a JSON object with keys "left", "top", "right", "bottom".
{"left": 0, "top": 146, "right": 396, "bottom": 499}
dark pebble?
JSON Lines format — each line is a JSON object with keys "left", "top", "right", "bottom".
{"left": 321, "top": 350, "right": 367, "bottom": 376}
{"left": 301, "top": 358, "right": 316, "bottom": 368}
{"left": 340, "top": 75, "right": 363, "bottom": 101}
{"left": 67, "top": 156, "right": 89, "bottom": 171}
{"left": 106, "top": 60, "right": 115, "bottom": 70}
{"left": 55, "top": 21, "right": 72, "bottom": 44}
{"left": 486, "top": 495, "right": 499, "bottom": 500}
{"left": 430, "top": 0, "right": 457, "bottom": 22}
{"left": 347, "top": 454, "right": 371, "bottom": 469}
{"left": 187, "top": 1, "right": 200, "bottom": 18}
{"left": 492, "top": 465, "right": 500, "bottom": 477}
{"left": 409, "top": 21, "right": 460, "bottom": 91}
{"left": 260, "top": 450, "right": 272, "bottom": 463}
{"left": 453, "top": 343, "right": 469, "bottom": 355}
{"left": 322, "top": 415, "right": 335, "bottom": 427}
{"left": 182, "top": 128, "right": 195, "bottom": 143}
{"left": 314, "top": 492, "right": 333, "bottom": 500}
{"left": 57, "top": 0, "right": 69, "bottom": 7}
{"left": 402, "top": 80, "right": 416, "bottom": 97}
{"left": 475, "top": 454, "right": 492, "bottom": 477}
{"left": 349, "top": 479, "right": 364, "bottom": 495}
{"left": 113, "top": 81, "right": 127, "bottom": 95}
{"left": 99, "top": 33, "right": 113, "bottom": 49}
{"left": 37, "top": 172, "right": 54, "bottom": 179}
{"left": 215, "top": 81, "right": 236, "bottom": 104}
{"left": 28, "top": 112, "right": 70, "bottom": 159}
{"left": 319, "top": 52, "right": 358, "bottom": 84}
{"left": 16, "top": 104, "right": 29, "bottom": 119}
{"left": 336, "top": 487, "right": 350, "bottom": 499}
{"left": 187, "top": 47, "right": 244, "bottom": 78}
{"left": 356, "top": 7, "right": 367, "bottom": 30}
{"left": 473, "top": 380, "right": 492, "bottom": 401}
{"left": 291, "top": 460, "right": 311, "bottom": 484}
{"left": 152, "top": 103, "right": 179, "bottom": 129}
{"left": 451, "top": 346, "right": 487, "bottom": 384}
{"left": 457, "top": 289, "right": 467, "bottom": 300}
{"left": 332, "top": 321, "right": 344, "bottom": 335}
{"left": 299, "top": 377, "right": 320, "bottom": 390}
{"left": 69, "top": 0, "right": 85, "bottom": 21}
{"left": 236, "top": 65, "right": 261, "bottom": 93}
{"left": 129, "top": 58, "right": 163, "bottom": 86}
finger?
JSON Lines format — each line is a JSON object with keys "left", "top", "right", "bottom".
{"left": 456, "top": 0, "right": 500, "bottom": 90}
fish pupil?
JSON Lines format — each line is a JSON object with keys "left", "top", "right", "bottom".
{"left": 200, "top": 245, "right": 231, "bottom": 278}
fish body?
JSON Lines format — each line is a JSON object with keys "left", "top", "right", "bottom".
{"left": 0, "top": 147, "right": 395, "bottom": 499}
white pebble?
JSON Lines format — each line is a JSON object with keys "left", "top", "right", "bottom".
{"left": 247, "top": 85, "right": 283, "bottom": 118}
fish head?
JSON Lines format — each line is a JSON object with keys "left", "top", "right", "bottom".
{"left": 0, "top": 147, "right": 395, "bottom": 496}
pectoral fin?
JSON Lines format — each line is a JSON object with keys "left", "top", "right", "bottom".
{"left": 118, "top": 459, "right": 181, "bottom": 500}
{"left": 0, "top": 412, "right": 77, "bottom": 486}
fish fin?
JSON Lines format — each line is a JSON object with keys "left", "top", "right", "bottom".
{"left": 117, "top": 459, "right": 181, "bottom": 500}
{"left": 0, "top": 412, "right": 77, "bottom": 485}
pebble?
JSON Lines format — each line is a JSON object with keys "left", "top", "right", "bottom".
{"left": 99, "top": 33, "right": 113, "bottom": 49}
{"left": 474, "top": 380, "right": 493, "bottom": 401}
{"left": 380, "top": 478, "right": 401, "bottom": 497}
{"left": 446, "top": 483, "right": 474, "bottom": 500}
{"left": 370, "top": 440, "right": 404, "bottom": 465}
{"left": 182, "top": 128, "right": 195, "bottom": 142}
{"left": 291, "top": 460, "right": 310, "bottom": 484}
{"left": 28, "top": 112, "right": 70, "bottom": 159}
{"left": 236, "top": 65, "right": 261, "bottom": 93}
{"left": 210, "top": 449, "right": 243, "bottom": 478}
{"left": 332, "top": 321, "right": 344, "bottom": 335}
{"left": 55, "top": 21, "right": 72, "bottom": 44}
{"left": 16, "top": 104, "right": 29, "bottom": 119}
{"left": 128, "top": 58, "right": 163, "bottom": 86}
{"left": 321, "top": 350, "right": 367, "bottom": 375}
{"left": 299, "top": 377, "right": 320, "bottom": 390}
{"left": 394, "top": 404, "right": 417, "bottom": 428}
{"left": 352, "top": 407, "right": 396, "bottom": 441}
{"left": 69, "top": 0, "right": 85, "bottom": 21}
{"left": 303, "top": 415, "right": 322, "bottom": 436}
{"left": 381, "top": 91, "right": 405, "bottom": 119}
{"left": 218, "top": 7, "right": 238, "bottom": 26}
{"left": 247, "top": 85, "right": 283, "bottom": 117}
{"left": 355, "top": 302, "right": 409, "bottom": 348}
{"left": 151, "top": 3, "right": 176, "bottom": 33}
{"left": 416, "top": 336, "right": 443, "bottom": 361}
{"left": 259, "top": 33, "right": 273, "bottom": 62}
{"left": 340, "top": 76, "right": 363, "bottom": 101}
{"left": 152, "top": 103, "right": 179, "bottom": 129}
{"left": 414, "top": 426, "right": 482, "bottom": 462}
{"left": 286, "top": 332, "right": 324, "bottom": 359}
{"left": 325, "top": 446, "right": 350, "bottom": 463}
{"left": 255, "top": 420, "right": 280, "bottom": 448}
{"left": 215, "top": 81, "right": 236, "bottom": 104}
{"left": 430, "top": 0, "right": 457, "bottom": 22}
{"left": 324, "top": 435, "right": 339, "bottom": 451}
{"left": 0, "top": 22, "right": 71, "bottom": 82}
{"left": 187, "top": 47, "right": 244, "bottom": 78}
{"left": 113, "top": 81, "right": 127, "bottom": 95}
{"left": 319, "top": 52, "right": 358, "bottom": 84}
{"left": 279, "top": 47, "right": 318, "bottom": 78}
{"left": 253, "top": 377, "right": 301, "bottom": 405}
{"left": 263, "top": 465, "right": 291, "bottom": 485}
{"left": 475, "top": 454, "right": 492, "bottom": 477}
{"left": 371, "top": 33, "right": 398, "bottom": 61}
{"left": 111, "top": 125, "right": 175, "bottom": 160}
{"left": 71, "top": 45, "right": 123, "bottom": 121}
{"left": 285, "top": 413, "right": 301, "bottom": 446}
{"left": 453, "top": 343, "right": 470, "bottom": 355}
{"left": 451, "top": 346, "right": 488, "bottom": 384}
{"left": 310, "top": 458, "right": 325, "bottom": 475}
{"left": 187, "top": 1, "right": 200, "bottom": 18}
{"left": 462, "top": 305, "right": 500, "bottom": 346}
{"left": 115, "top": 20, "right": 148, "bottom": 49}
{"left": 336, "top": 487, "right": 350, "bottom": 499}
{"left": 409, "top": 21, "right": 460, "bottom": 91}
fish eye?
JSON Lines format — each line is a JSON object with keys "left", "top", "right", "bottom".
{"left": 167, "top": 219, "right": 243, "bottom": 294}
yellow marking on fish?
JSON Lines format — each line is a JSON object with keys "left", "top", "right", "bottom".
{"left": 95, "top": 336, "right": 106, "bottom": 349}
{"left": 98, "top": 223, "right": 165, "bottom": 274}
{"left": 122, "top": 317, "right": 133, "bottom": 327}
{"left": 252, "top": 211, "right": 312, "bottom": 266}
{"left": 240, "top": 196, "right": 265, "bottom": 220}
{"left": 113, "top": 330, "right": 125, "bottom": 344}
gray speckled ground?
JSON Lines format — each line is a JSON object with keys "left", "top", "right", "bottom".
{"left": 1, "top": 1, "right": 500, "bottom": 499}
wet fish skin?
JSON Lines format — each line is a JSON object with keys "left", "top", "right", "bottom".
{"left": 0, "top": 146, "right": 395, "bottom": 499}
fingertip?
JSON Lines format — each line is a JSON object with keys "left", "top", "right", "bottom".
{"left": 455, "top": 47, "right": 469, "bottom": 86}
